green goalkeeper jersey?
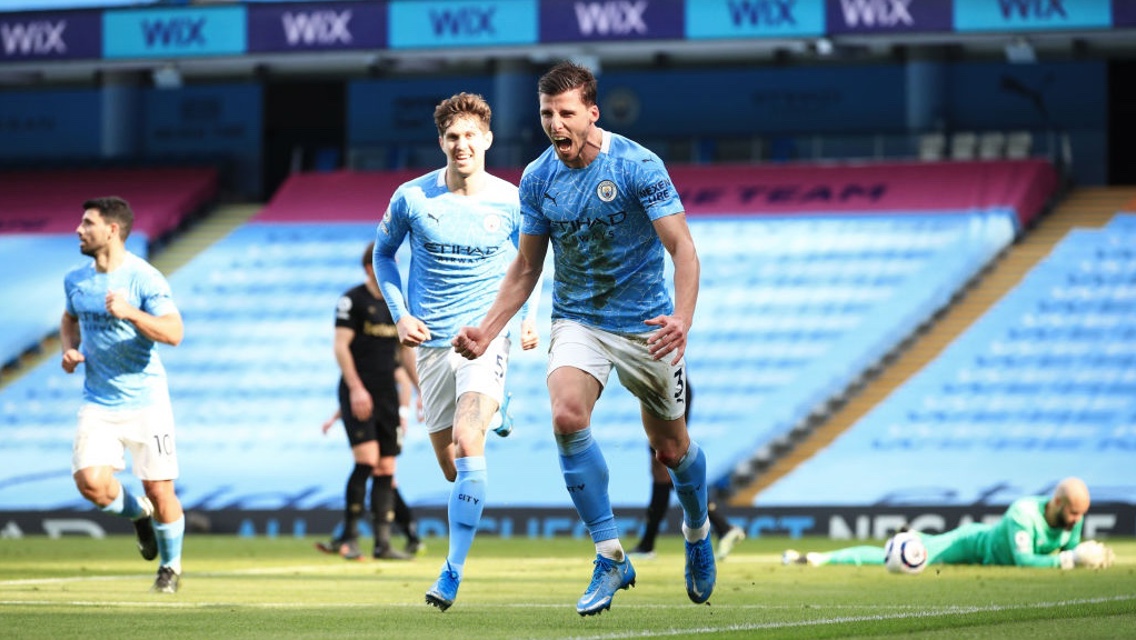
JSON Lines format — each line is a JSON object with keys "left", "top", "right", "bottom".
{"left": 820, "top": 495, "right": 1083, "bottom": 567}
{"left": 977, "top": 495, "right": 1082, "bottom": 567}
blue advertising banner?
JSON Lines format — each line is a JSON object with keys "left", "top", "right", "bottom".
{"left": 248, "top": 1, "right": 386, "bottom": 52}
{"left": 103, "top": 5, "right": 246, "bottom": 59}
{"left": 143, "top": 83, "right": 263, "bottom": 197}
{"left": 598, "top": 64, "right": 906, "bottom": 137}
{"left": 348, "top": 76, "right": 495, "bottom": 144}
{"left": 946, "top": 60, "right": 1107, "bottom": 129}
{"left": 954, "top": 0, "right": 1112, "bottom": 32}
{"left": 0, "top": 10, "right": 101, "bottom": 60}
{"left": 388, "top": 0, "right": 537, "bottom": 49}
{"left": 686, "top": 0, "right": 825, "bottom": 39}
{"left": 0, "top": 88, "right": 101, "bottom": 158}
{"left": 826, "top": 0, "right": 953, "bottom": 34}
{"left": 1115, "top": 0, "right": 1136, "bottom": 27}
{"left": 540, "top": 0, "right": 684, "bottom": 42}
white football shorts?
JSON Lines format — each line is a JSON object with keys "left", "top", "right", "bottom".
{"left": 72, "top": 393, "right": 180, "bottom": 480}
{"left": 548, "top": 319, "right": 687, "bottom": 421}
{"left": 417, "top": 334, "right": 511, "bottom": 434}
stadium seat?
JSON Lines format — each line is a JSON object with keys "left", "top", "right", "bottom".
{"left": 756, "top": 219, "right": 1136, "bottom": 506}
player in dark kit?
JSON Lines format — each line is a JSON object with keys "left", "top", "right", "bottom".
{"left": 317, "top": 242, "right": 422, "bottom": 560}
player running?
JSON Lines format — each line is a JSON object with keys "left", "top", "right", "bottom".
{"left": 453, "top": 61, "right": 715, "bottom": 615}
{"left": 372, "top": 92, "right": 541, "bottom": 611}
{"left": 62, "top": 196, "right": 187, "bottom": 593}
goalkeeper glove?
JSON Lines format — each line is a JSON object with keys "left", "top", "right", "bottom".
{"left": 1059, "top": 540, "right": 1115, "bottom": 570}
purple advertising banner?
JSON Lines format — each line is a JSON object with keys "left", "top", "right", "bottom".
{"left": 247, "top": 1, "right": 386, "bottom": 52}
{"left": 1115, "top": 0, "right": 1136, "bottom": 27}
{"left": 540, "top": 0, "right": 684, "bottom": 42}
{"left": 0, "top": 10, "right": 101, "bottom": 61}
{"left": 826, "top": 0, "right": 953, "bottom": 34}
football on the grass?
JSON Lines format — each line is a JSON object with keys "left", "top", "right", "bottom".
{"left": 885, "top": 531, "right": 928, "bottom": 574}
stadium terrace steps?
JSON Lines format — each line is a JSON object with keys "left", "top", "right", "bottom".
{"left": 149, "top": 204, "right": 263, "bottom": 276}
{"left": 737, "top": 187, "right": 1136, "bottom": 508}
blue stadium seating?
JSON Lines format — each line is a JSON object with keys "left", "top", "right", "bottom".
{"left": 757, "top": 218, "right": 1136, "bottom": 506}
{"left": 0, "top": 234, "right": 147, "bottom": 369}
{"left": 0, "top": 212, "right": 1017, "bottom": 511}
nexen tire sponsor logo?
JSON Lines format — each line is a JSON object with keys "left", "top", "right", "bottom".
{"left": 1, "top": 20, "right": 67, "bottom": 56}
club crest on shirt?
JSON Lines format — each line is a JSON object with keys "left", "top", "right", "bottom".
{"left": 1014, "top": 530, "right": 1031, "bottom": 553}
{"left": 596, "top": 180, "right": 617, "bottom": 202}
{"left": 483, "top": 214, "right": 501, "bottom": 233}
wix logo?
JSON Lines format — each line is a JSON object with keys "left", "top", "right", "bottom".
{"left": 838, "top": 0, "right": 913, "bottom": 27}
{"left": 428, "top": 6, "right": 496, "bottom": 36}
{"left": 727, "top": 0, "right": 798, "bottom": 27}
{"left": 573, "top": 1, "right": 648, "bottom": 36}
{"left": 281, "top": 10, "right": 353, "bottom": 46}
{"left": 1, "top": 20, "right": 67, "bottom": 55}
{"left": 141, "top": 17, "right": 206, "bottom": 48}
{"left": 998, "top": 0, "right": 1067, "bottom": 20}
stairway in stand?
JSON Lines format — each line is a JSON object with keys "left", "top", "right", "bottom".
{"left": 730, "top": 186, "right": 1136, "bottom": 507}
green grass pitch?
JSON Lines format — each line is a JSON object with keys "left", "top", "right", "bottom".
{"left": 1, "top": 534, "right": 1133, "bottom": 639}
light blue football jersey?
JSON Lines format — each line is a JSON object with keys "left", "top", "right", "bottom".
{"left": 63, "top": 252, "right": 178, "bottom": 408}
{"left": 373, "top": 169, "right": 524, "bottom": 347}
{"left": 519, "top": 130, "right": 685, "bottom": 334}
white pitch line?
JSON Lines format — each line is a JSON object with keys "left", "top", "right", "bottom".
{"left": 558, "top": 594, "right": 1136, "bottom": 640}
{"left": 0, "top": 594, "right": 1132, "bottom": 617}
{"left": 0, "top": 564, "right": 377, "bottom": 586}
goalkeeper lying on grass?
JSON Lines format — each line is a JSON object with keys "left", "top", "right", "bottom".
{"left": 784, "top": 476, "right": 1116, "bottom": 570}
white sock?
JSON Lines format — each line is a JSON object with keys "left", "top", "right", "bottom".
{"left": 682, "top": 520, "right": 711, "bottom": 543}
{"left": 596, "top": 539, "right": 625, "bottom": 561}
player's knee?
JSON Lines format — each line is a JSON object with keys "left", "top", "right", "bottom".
{"left": 75, "top": 482, "right": 107, "bottom": 505}
{"left": 73, "top": 472, "right": 112, "bottom": 505}
{"left": 141, "top": 480, "right": 178, "bottom": 506}
{"left": 550, "top": 403, "right": 589, "bottom": 433}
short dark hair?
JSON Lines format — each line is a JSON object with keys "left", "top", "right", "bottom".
{"left": 433, "top": 92, "right": 492, "bottom": 137}
{"left": 82, "top": 196, "right": 133, "bottom": 240}
{"left": 362, "top": 241, "right": 375, "bottom": 268}
{"left": 538, "top": 61, "right": 597, "bottom": 107}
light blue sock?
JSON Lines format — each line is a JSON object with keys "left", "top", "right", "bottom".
{"left": 556, "top": 428, "right": 617, "bottom": 543}
{"left": 668, "top": 441, "right": 709, "bottom": 529}
{"left": 153, "top": 516, "right": 185, "bottom": 573}
{"left": 99, "top": 484, "right": 145, "bottom": 520}
{"left": 446, "top": 456, "right": 487, "bottom": 568}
